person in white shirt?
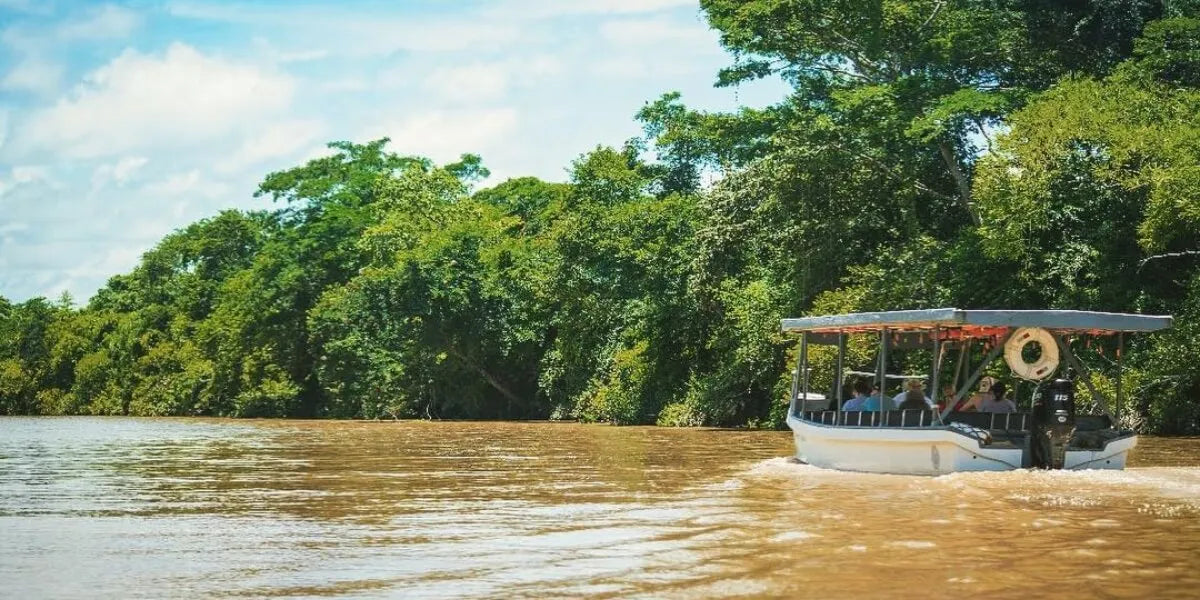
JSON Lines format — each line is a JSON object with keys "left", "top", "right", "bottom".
{"left": 980, "top": 381, "right": 1017, "bottom": 413}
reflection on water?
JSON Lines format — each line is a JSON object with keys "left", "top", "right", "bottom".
{"left": 1, "top": 418, "right": 1199, "bottom": 599}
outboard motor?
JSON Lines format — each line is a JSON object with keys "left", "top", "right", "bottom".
{"left": 1031, "top": 373, "right": 1077, "bottom": 469}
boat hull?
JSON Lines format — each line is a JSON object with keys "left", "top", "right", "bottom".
{"left": 786, "top": 415, "right": 1136, "bottom": 475}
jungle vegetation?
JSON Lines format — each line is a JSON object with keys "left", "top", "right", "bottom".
{"left": 2, "top": 1, "right": 1199, "bottom": 434}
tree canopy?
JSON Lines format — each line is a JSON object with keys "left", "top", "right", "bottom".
{"left": 2, "top": 2, "right": 1198, "bottom": 434}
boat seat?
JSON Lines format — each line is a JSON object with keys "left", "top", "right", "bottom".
{"left": 945, "top": 411, "right": 1030, "bottom": 432}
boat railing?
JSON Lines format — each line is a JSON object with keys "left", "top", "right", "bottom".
{"left": 800, "top": 410, "right": 1033, "bottom": 431}
{"left": 800, "top": 410, "right": 936, "bottom": 428}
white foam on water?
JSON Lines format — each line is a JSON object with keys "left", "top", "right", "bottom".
{"left": 770, "top": 530, "right": 818, "bottom": 543}
{"left": 931, "top": 466, "right": 1200, "bottom": 516}
{"left": 1030, "top": 518, "right": 1067, "bottom": 528}
{"left": 887, "top": 540, "right": 936, "bottom": 550}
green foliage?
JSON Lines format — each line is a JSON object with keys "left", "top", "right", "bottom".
{"left": 4, "top": 5, "right": 1200, "bottom": 434}
{"left": 970, "top": 73, "right": 1200, "bottom": 333}
{"left": 1137, "top": 273, "right": 1200, "bottom": 434}
{"left": 1125, "top": 17, "right": 1200, "bottom": 86}
{"left": 577, "top": 341, "right": 653, "bottom": 425}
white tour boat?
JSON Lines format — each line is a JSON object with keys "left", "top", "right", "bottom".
{"left": 782, "top": 308, "right": 1172, "bottom": 475}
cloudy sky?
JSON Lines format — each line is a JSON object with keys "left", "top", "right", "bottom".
{"left": 0, "top": 0, "right": 788, "bottom": 303}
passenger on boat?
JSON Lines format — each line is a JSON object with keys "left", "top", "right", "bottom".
{"left": 957, "top": 376, "right": 995, "bottom": 412}
{"left": 862, "top": 385, "right": 895, "bottom": 412}
{"left": 980, "top": 381, "right": 1016, "bottom": 413}
{"left": 937, "top": 384, "right": 957, "bottom": 412}
{"left": 892, "top": 380, "right": 933, "bottom": 410}
{"left": 842, "top": 380, "right": 870, "bottom": 411}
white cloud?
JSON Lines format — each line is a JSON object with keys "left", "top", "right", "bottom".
{"left": 407, "top": 56, "right": 563, "bottom": 103}
{"left": 18, "top": 43, "right": 295, "bottom": 159}
{"left": 372, "top": 108, "right": 519, "bottom": 163}
{"left": 0, "top": 165, "right": 54, "bottom": 198}
{"left": 0, "top": 0, "right": 43, "bottom": 12}
{"left": 145, "top": 170, "right": 200, "bottom": 196}
{"left": 37, "top": 244, "right": 145, "bottom": 300}
{"left": 57, "top": 4, "right": 141, "bottom": 40}
{"left": 1, "top": 57, "right": 63, "bottom": 93}
{"left": 249, "top": 37, "right": 329, "bottom": 64}
{"left": 166, "top": 2, "right": 520, "bottom": 55}
{"left": 141, "top": 170, "right": 233, "bottom": 210}
{"left": 0, "top": 0, "right": 56, "bottom": 17}
{"left": 10, "top": 165, "right": 50, "bottom": 184}
{"left": 599, "top": 18, "right": 719, "bottom": 47}
{"left": 1, "top": 4, "right": 140, "bottom": 53}
{"left": 216, "top": 119, "right": 326, "bottom": 173}
{"left": 318, "top": 77, "right": 371, "bottom": 93}
{"left": 112, "top": 156, "right": 148, "bottom": 183}
{"left": 91, "top": 156, "right": 149, "bottom": 191}
{"left": 0, "top": 220, "right": 28, "bottom": 236}
{"left": 487, "top": 0, "right": 698, "bottom": 18}
{"left": 422, "top": 64, "right": 510, "bottom": 103}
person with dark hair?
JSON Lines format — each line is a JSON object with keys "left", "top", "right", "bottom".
{"left": 863, "top": 383, "right": 895, "bottom": 412}
{"left": 843, "top": 379, "right": 871, "bottom": 411}
{"left": 896, "top": 380, "right": 931, "bottom": 411}
{"left": 893, "top": 379, "right": 933, "bottom": 410}
{"left": 981, "top": 381, "right": 1016, "bottom": 413}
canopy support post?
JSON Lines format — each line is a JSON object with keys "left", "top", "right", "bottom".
{"left": 878, "top": 328, "right": 889, "bottom": 427}
{"left": 789, "top": 334, "right": 804, "bottom": 419}
{"left": 800, "top": 331, "right": 810, "bottom": 413}
{"left": 1054, "top": 335, "right": 1115, "bottom": 421}
{"left": 930, "top": 326, "right": 941, "bottom": 419}
{"left": 1116, "top": 332, "right": 1124, "bottom": 430}
{"left": 835, "top": 331, "right": 846, "bottom": 412}
{"left": 953, "top": 338, "right": 968, "bottom": 398}
{"left": 939, "top": 331, "right": 1013, "bottom": 421}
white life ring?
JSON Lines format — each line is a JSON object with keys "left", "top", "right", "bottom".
{"left": 1004, "top": 327, "right": 1060, "bottom": 380}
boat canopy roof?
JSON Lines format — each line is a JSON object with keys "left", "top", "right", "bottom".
{"left": 781, "top": 308, "right": 1172, "bottom": 336}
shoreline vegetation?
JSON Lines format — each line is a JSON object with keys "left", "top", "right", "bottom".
{"left": 2, "top": 3, "right": 1200, "bottom": 434}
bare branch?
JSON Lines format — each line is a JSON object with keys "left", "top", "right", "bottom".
{"left": 938, "top": 140, "right": 980, "bottom": 224}
{"left": 973, "top": 117, "right": 994, "bottom": 154}
{"left": 810, "top": 63, "right": 872, "bottom": 82}
{"left": 919, "top": 1, "right": 946, "bottom": 32}
{"left": 829, "top": 140, "right": 959, "bottom": 204}
{"left": 1138, "top": 250, "right": 1200, "bottom": 270}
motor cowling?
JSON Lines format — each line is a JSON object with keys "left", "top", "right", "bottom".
{"left": 1031, "top": 375, "right": 1077, "bottom": 469}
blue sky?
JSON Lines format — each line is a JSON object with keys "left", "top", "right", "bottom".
{"left": 0, "top": 0, "right": 789, "bottom": 303}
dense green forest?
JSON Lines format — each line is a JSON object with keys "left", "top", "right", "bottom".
{"left": 2, "top": 1, "right": 1199, "bottom": 433}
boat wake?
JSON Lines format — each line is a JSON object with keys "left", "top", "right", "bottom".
{"left": 736, "top": 456, "right": 1200, "bottom": 519}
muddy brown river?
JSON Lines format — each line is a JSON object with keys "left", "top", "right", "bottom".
{"left": 1, "top": 418, "right": 1198, "bottom": 599}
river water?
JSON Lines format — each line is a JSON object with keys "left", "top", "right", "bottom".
{"left": 1, "top": 418, "right": 1198, "bottom": 599}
